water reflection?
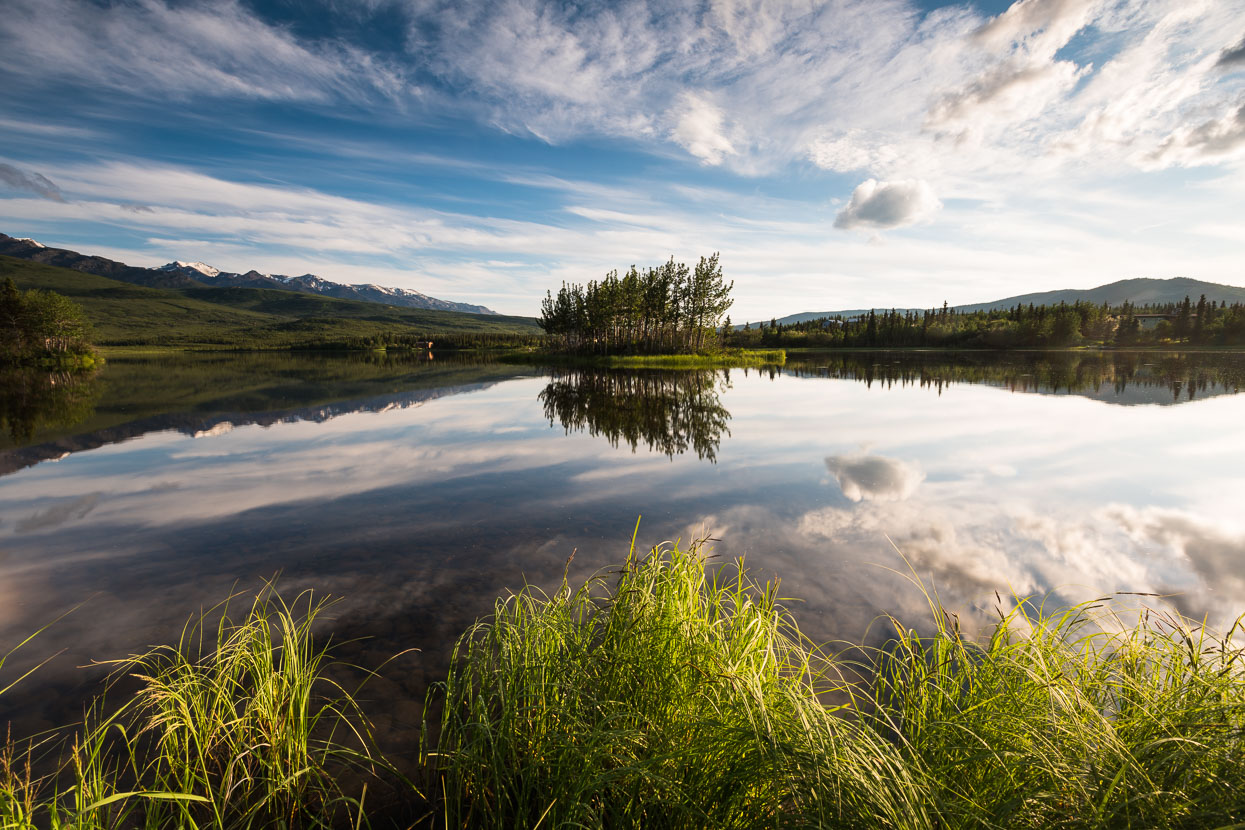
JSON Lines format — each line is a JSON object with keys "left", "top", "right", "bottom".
{"left": 540, "top": 368, "right": 731, "bottom": 461}
{"left": 824, "top": 453, "right": 924, "bottom": 502}
{"left": 0, "top": 352, "right": 535, "bottom": 475}
{"left": 0, "top": 367, "right": 99, "bottom": 442}
{"left": 1, "top": 349, "right": 1244, "bottom": 752}
{"left": 784, "top": 350, "right": 1245, "bottom": 404}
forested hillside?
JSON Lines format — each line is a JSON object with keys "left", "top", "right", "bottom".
{"left": 730, "top": 296, "right": 1245, "bottom": 349}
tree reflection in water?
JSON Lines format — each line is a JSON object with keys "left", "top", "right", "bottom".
{"left": 0, "top": 367, "right": 99, "bottom": 443}
{"left": 782, "top": 351, "right": 1245, "bottom": 403}
{"left": 539, "top": 368, "right": 731, "bottom": 461}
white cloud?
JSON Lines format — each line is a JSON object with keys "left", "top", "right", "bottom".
{"left": 972, "top": 0, "right": 1099, "bottom": 57}
{"left": 0, "top": 0, "right": 409, "bottom": 103}
{"left": 833, "top": 179, "right": 942, "bottom": 231}
{"left": 824, "top": 452, "right": 925, "bottom": 502}
{"left": 1148, "top": 99, "right": 1245, "bottom": 166}
{"left": 670, "top": 92, "right": 737, "bottom": 165}
{"left": 1219, "top": 34, "right": 1245, "bottom": 69}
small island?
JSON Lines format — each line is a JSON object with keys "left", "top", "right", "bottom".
{"left": 523, "top": 252, "right": 784, "bottom": 368}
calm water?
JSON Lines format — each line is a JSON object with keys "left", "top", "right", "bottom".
{"left": 2, "top": 350, "right": 1244, "bottom": 740}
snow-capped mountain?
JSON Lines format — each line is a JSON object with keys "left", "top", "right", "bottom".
{"left": 156, "top": 261, "right": 498, "bottom": 315}
{"left": 167, "top": 260, "right": 220, "bottom": 278}
{"left": 0, "top": 232, "right": 500, "bottom": 313}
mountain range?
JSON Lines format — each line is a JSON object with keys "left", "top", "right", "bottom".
{"left": 0, "top": 233, "right": 497, "bottom": 315}
{"left": 760, "top": 277, "right": 1245, "bottom": 327}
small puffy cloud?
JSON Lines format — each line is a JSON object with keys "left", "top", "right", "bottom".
{"left": 0, "top": 163, "right": 66, "bottom": 201}
{"left": 833, "top": 178, "right": 941, "bottom": 231}
{"left": 824, "top": 452, "right": 924, "bottom": 502}
{"left": 1217, "top": 35, "right": 1245, "bottom": 69}
{"left": 671, "top": 92, "right": 737, "bottom": 166}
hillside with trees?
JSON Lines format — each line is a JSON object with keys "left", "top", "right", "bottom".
{"left": 728, "top": 296, "right": 1245, "bottom": 350}
{"left": 539, "top": 254, "right": 733, "bottom": 354}
{"left": 0, "top": 256, "right": 541, "bottom": 350}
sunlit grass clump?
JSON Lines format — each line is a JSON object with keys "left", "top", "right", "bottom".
{"left": 429, "top": 539, "right": 1245, "bottom": 829}
{"left": 429, "top": 538, "right": 924, "bottom": 829}
{"left": 0, "top": 590, "right": 379, "bottom": 830}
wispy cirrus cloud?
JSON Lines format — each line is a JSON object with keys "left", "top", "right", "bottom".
{"left": 0, "top": 0, "right": 411, "bottom": 103}
{"left": 0, "top": 163, "right": 66, "bottom": 202}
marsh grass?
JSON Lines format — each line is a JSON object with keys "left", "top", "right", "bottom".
{"left": 0, "top": 588, "right": 384, "bottom": 829}
{"left": 428, "top": 536, "right": 1245, "bottom": 829}
{"left": 4, "top": 543, "right": 1245, "bottom": 828}
{"left": 870, "top": 588, "right": 1245, "bottom": 828}
{"left": 428, "top": 533, "right": 925, "bottom": 829}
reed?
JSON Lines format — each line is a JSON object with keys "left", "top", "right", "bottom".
{"left": 4, "top": 542, "right": 1245, "bottom": 828}
{"left": 428, "top": 534, "right": 925, "bottom": 829}
{"left": 0, "top": 588, "right": 381, "bottom": 829}
{"left": 427, "top": 537, "right": 1245, "bottom": 829}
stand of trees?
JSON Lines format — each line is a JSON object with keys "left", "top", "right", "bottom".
{"left": 0, "top": 278, "right": 94, "bottom": 365}
{"left": 540, "top": 254, "right": 733, "bottom": 354}
{"left": 728, "top": 296, "right": 1245, "bottom": 350}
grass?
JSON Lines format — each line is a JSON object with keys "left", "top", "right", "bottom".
{"left": 426, "top": 536, "right": 1245, "bottom": 829}
{"left": 4, "top": 538, "right": 1245, "bottom": 828}
{"left": 0, "top": 589, "right": 385, "bottom": 829}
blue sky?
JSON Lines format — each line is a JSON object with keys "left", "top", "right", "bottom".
{"left": 0, "top": 0, "right": 1242, "bottom": 319}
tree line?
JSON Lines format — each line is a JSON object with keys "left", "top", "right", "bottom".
{"left": 0, "top": 278, "right": 94, "bottom": 365}
{"left": 727, "top": 296, "right": 1245, "bottom": 349}
{"left": 540, "top": 254, "right": 734, "bottom": 354}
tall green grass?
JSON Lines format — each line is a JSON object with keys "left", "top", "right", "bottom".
{"left": 428, "top": 535, "right": 925, "bottom": 829}
{"left": 4, "top": 543, "right": 1245, "bottom": 828}
{"left": 0, "top": 589, "right": 383, "bottom": 829}
{"left": 427, "top": 537, "right": 1245, "bottom": 829}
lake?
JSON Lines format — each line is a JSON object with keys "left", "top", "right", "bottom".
{"left": 2, "top": 349, "right": 1244, "bottom": 744}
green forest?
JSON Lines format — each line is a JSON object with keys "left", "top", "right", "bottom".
{"left": 539, "top": 253, "right": 733, "bottom": 354}
{"left": 729, "top": 295, "right": 1245, "bottom": 349}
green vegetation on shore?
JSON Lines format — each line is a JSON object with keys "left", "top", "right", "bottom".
{"left": 502, "top": 347, "right": 785, "bottom": 369}
{"left": 0, "top": 256, "right": 541, "bottom": 350}
{"left": 4, "top": 537, "right": 1245, "bottom": 828}
{"left": 1, "top": 278, "right": 97, "bottom": 368}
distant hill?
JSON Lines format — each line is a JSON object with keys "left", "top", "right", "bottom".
{"left": 0, "top": 233, "right": 499, "bottom": 315}
{"left": 0, "top": 255, "right": 541, "bottom": 348}
{"left": 762, "top": 277, "right": 1245, "bottom": 327}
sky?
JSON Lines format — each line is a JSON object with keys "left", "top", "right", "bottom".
{"left": 0, "top": 0, "right": 1242, "bottom": 319}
